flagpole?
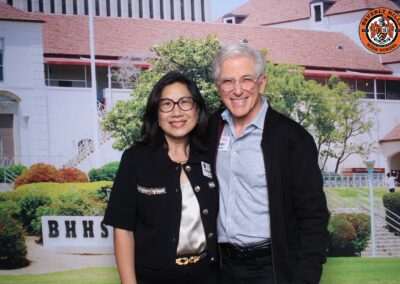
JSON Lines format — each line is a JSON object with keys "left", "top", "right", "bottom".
{"left": 88, "top": 0, "right": 100, "bottom": 168}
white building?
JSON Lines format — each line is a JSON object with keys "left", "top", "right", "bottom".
{"left": 0, "top": 1, "right": 399, "bottom": 174}
{"left": 223, "top": 0, "right": 400, "bottom": 174}
{"left": 0, "top": 0, "right": 211, "bottom": 22}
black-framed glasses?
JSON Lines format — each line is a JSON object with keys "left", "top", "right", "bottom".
{"left": 218, "top": 76, "right": 259, "bottom": 93}
{"left": 158, "top": 96, "right": 195, "bottom": 113}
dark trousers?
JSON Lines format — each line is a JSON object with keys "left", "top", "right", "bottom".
{"left": 220, "top": 248, "right": 275, "bottom": 284}
{"left": 137, "top": 260, "right": 219, "bottom": 284}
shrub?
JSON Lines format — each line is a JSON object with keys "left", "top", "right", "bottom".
{"left": 0, "top": 214, "right": 29, "bottom": 269}
{"left": 89, "top": 162, "right": 119, "bottom": 181}
{"left": 0, "top": 200, "right": 20, "bottom": 220}
{"left": 90, "top": 185, "right": 112, "bottom": 203}
{"left": 14, "top": 163, "right": 64, "bottom": 188}
{"left": 383, "top": 192, "right": 400, "bottom": 233}
{"left": 328, "top": 215, "right": 356, "bottom": 256}
{"left": 334, "top": 213, "right": 371, "bottom": 253}
{"left": 59, "top": 167, "right": 89, "bottom": 183}
{"left": 19, "top": 194, "right": 52, "bottom": 235}
{"left": 0, "top": 164, "right": 27, "bottom": 183}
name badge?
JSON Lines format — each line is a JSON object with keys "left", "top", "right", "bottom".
{"left": 218, "top": 136, "right": 230, "bottom": 152}
{"left": 201, "top": 161, "right": 212, "bottom": 178}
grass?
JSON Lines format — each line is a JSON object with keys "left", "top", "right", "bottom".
{"left": 321, "top": 257, "right": 400, "bottom": 284}
{"left": 1, "top": 257, "right": 400, "bottom": 284}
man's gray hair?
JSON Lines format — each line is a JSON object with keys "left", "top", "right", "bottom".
{"left": 212, "top": 44, "right": 266, "bottom": 82}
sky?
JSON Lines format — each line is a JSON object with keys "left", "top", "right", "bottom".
{"left": 211, "top": 0, "right": 249, "bottom": 20}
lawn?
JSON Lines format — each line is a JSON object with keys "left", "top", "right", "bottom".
{"left": 321, "top": 257, "right": 400, "bottom": 284}
{"left": 1, "top": 257, "right": 400, "bottom": 284}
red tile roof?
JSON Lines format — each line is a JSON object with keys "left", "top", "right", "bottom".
{"left": 380, "top": 48, "right": 400, "bottom": 64}
{"left": 226, "top": 0, "right": 400, "bottom": 26}
{"left": 325, "top": 0, "right": 400, "bottom": 16}
{"left": 35, "top": 13, "right": 390, "bottom": 74}
{"left": 228, "top": 0, "right": 310, "bottom": 26}
{"left": 380, "top": 123, "right": 400, "bottom": 143}
{"left": 0, "top": 2, "right": 43, "bottom": 22}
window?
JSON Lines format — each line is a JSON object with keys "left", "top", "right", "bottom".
{"left": 117, "top": 0, "right": 122, "bottom": 17}
{"left": 149, "top": 0, "right": 154, "bottom": 18}
{"left": 27, "top": 0, "right": 32, "bottom": 12}
{"left": 39, "top": 0, "right": 44, "bottom": 12}
{"left": 106, "top": 0, "right": 111, "bottom": 16}
{"left": 84, "top": 0, "right": 89, "bottom": 15}
{"left": 386, "top": 81, "right": 400, "bottom": 100}
{"left": 201, "top": 0, "right": 205, "bottom": 22}
{"left": 50, "top": 0, "right": 55, "bottom": 13}
{"left": 62, "top": 0, "right": 67, "bottom": 14}
{"left": 128, "top": 0, "right": 132, "bottom": 17}
{"left": 73, "top": 0, "right": 78, "bottom": 14}
{"left": 0, "top": 39, "right": 4, "bottom": 81}
{"left": 180, "top": 0, "right": 185, "bottom": 20}
{"left": 95, "top": 0, "right": 100, "bottom": 16}
{"left": 223, "top": 17, "right": 235, "bottom": 24}
{"left": 314, "top": 5, "right": 322, "bottom": 22}
{"left": 139, "top": 0, "right": 143, "bottom": 18}
{"left": 160, "top": 0, "right": 164, "bottom": 19}
{"left": 45, "top": 64, "right": 89, "bottom": 88}
{"left": 170, "top": 0, "right": 174, "bottom": 19}
{"left": 191, "top": 0, "right": 195, "bottom": 21}
{"left": 7, "top": 0, "right": 13, "bottom": 5}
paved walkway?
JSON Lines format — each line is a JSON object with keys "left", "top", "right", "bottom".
{"left": 0, "top": 237, "right": 116, "bottom": 275}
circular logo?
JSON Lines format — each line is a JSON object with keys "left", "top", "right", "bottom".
{"left": 359, "top": 8, "right": 400, "bottom": 54}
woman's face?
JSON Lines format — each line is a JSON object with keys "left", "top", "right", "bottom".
{"left": 158, "top": 82, "right": 198, "bottom": 144}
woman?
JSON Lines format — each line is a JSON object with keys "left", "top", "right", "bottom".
{"left": 103, "top": 71, "right": 219, "bottom": 284}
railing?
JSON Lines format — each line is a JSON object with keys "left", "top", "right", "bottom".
{"left": 323, "top": 173, "right": 385, "bottom": 187}
{"left": 63, "top": 102, "right": 112, "bottom": 168}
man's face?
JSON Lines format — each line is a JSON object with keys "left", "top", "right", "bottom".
{"left": 217, "top": 56, "right": 266, "bottom": 124}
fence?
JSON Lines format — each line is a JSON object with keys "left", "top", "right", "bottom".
{"left": 323, "top": 173, "right": 385, "bottom": 187}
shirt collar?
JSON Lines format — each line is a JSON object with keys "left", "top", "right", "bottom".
{"left": 221, "top": 97, "right": 269, "bottom": 130}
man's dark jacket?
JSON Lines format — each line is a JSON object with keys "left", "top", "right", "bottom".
{"left": 208, "top": 106, "right": 330, "bottom": 284}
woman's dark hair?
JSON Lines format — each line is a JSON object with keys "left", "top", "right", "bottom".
{"left": 139, "top": 71, "right": 208, "bottom": 150}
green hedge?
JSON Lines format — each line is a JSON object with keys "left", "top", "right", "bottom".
{"left": 382, "top": 192, "right": 400, "bottom": 234}
{"left": 0, "top": 213, "right": 29, "bottom": 269}
{"left": 88, "top": 162, "right": 119, "bottom": 181}
{"left": 0, "top": 181, "right": 112, "bottom": 236}
{"left": 328, "top": 213, "right": 371, "bottom": 256}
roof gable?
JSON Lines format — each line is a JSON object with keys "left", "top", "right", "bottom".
{"left": 325, "top": 0, "right": 400, "bottom": 16}
{"left": 380, "top": 123, "right": 400, "bottom": 143}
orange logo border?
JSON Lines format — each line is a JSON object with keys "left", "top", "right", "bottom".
{"left": 359, "top": 8, "right": 400, "bottom": 54}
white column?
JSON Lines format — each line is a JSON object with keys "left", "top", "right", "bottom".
{"left": 13, "top": 0, "right": 25, "bottom": 10}
{"left": 54, "top": 0, "right": 62, "bottom": 14}
{"left": 195, "top": 0, "right": 202, "bottom": 21}
{"left": 132, "top": 0, "right": 139, "bottom": 18}
{"left": 142, "top": 0, "right": 149, "bottom": 18}
{"left": 164, "top": 0, "right": 171, "bottom": 20}
{"left": 43, "top": 0, "right": 51, "bottom": 13}
{"left": 110, "top": 0, "right": 118, "bottom": 17}
{"left": 77, "top": 0, "right": 85, "bottom": 15}
{"left": 153, "top": 0, "right": 160, "bottom": 19}
{"left": 99, "top": 0, "right": 107, "bottom": 16}
{"left": 174, "top": 0, "right": 180, "bottom": 21}
{"left": 184, "top": 0, "right": 190, "bottom": 21}
{"left": 31, "top": 0, "right": 39, "bottom": 12}
{"left": 204, "top": 0, "right": 211, "bottom": 21}
{"left": 66, "top": 0, "right": 74, "bottom": 15}
{"left": 121, "top": 0, "right": 129, "bottom": 17}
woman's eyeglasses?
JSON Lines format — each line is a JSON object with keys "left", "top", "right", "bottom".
{"left": 158, "top": 96, "right": 195, "bottom": 113}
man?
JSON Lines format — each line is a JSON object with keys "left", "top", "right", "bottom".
{"left": 208, "top": 44, "right": 330, "bottom": 284}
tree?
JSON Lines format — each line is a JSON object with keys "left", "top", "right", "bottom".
{"left": 103, "top": 37, "right": 376, "bottom": 173}
{"left": 326, "top": 77, "right": 376, "bottom": 173}
{"left": 102, "top": 36, "right": 221, "bottom": 150}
